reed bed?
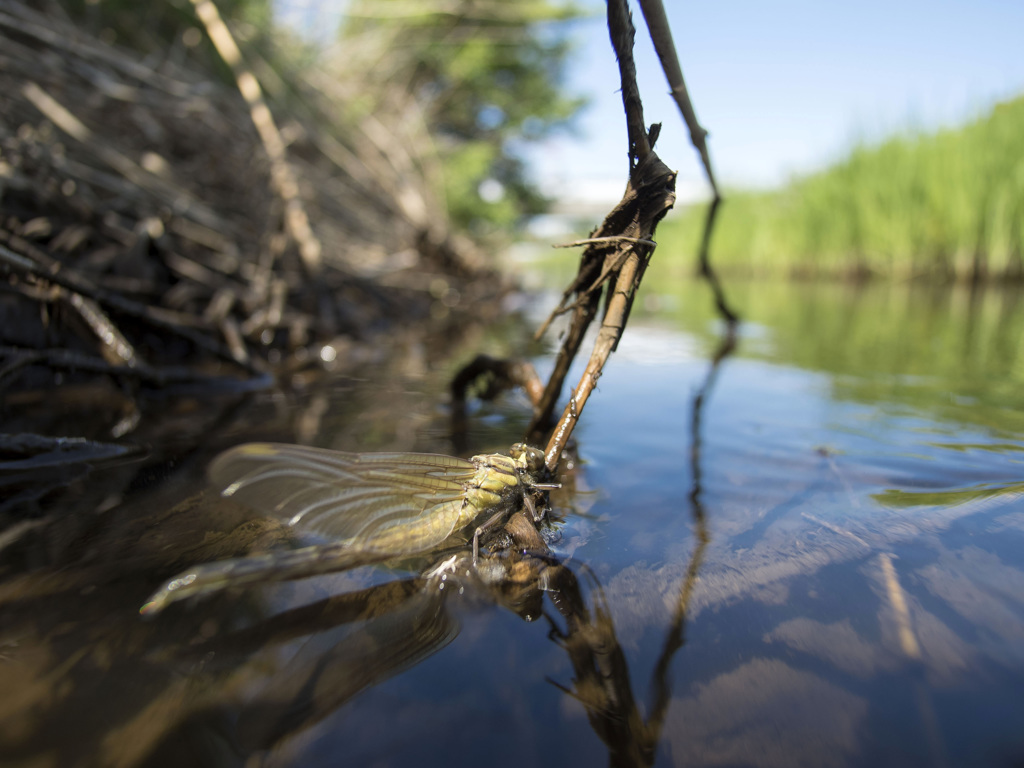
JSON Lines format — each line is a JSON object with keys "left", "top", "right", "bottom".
{"left": 660, "top": 96, "right": 1024, "bottom": 282}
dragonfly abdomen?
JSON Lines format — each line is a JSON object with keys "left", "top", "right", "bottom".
{"left": 141, "top": 444, "right": 553, "bottom": 615}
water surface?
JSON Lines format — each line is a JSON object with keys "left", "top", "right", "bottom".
{"left": 2, "top": 279, "right": 1023, "bottom": 767}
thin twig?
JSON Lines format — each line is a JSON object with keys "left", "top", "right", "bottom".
{"left": 696, "top": 197, "right": 738, "bottom": 323}
{"left": 553, "top": 236, "right": 657, "bottom": 249}
{"left": 535, "top": 244, "right": 640, "bottom": 339}
{"left": 65, "top": 291, "right": 141, "bottom": 368}
{"left": 609, "top": 0, "right": 651, "bottom": 168}
{"left": 189, "top": 0, "right": 323, "bottom": 274}
{"left": 530, "top": 0, "right": 676, "bottom": 469}
{"left": 637, "top": 0, "right": 719, "bottom": 200}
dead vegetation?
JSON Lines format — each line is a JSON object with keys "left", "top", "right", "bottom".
{"left": 0, "top": 0, "right": 497, "bottom": 401}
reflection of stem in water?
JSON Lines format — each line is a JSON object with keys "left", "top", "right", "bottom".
{"left": 624, "top": 119, "right": 736, "bottom": 744}
{"left": 645, "top": 312, "right": 734, "bottom": 743}
{"left": 540, "top": 313, "right": 733, "bottom": 765}
{"left": 543, "top": 198, "right": 738, "bottom": 765}
{"left": 544, "top": 564, "right": 655, "bottom": 767}
{"left": 695, "top": 196, "right": 739, "bottom": 324}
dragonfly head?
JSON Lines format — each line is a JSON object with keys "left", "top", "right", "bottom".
{"left": 509, "top": 443, "right": 560, "bottom": 490}
{"left": 509, "top": 443, "right": 544, "bottom": 473}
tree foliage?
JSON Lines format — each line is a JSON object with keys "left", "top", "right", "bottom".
{"left": 338, "top": 0, "right": 587, "bottom": 234}
{"left": 54, "top": 0, "right": 587, "bottom": 241}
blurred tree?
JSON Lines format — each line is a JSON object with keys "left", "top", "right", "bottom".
{"left": 51, "top": 0, "right": 587, "bottom": 246}
{"left": 338, "top": 0, "right": 587, "bottom": 235}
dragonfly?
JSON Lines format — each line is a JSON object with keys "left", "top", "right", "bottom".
{"left": 140, "top": 442, "right": 558, "bottom": 615}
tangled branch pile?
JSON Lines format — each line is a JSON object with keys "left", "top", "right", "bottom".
{"left": 0, "top": 0, "right": 500, "bottom": 396}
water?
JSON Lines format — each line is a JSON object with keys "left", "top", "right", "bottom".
{"left": 2, "top": 278, "right": 1024, "bottom": 767}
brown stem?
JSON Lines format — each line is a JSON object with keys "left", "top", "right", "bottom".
{"left": 533, "top": 149, "right": 676, "bottom": 468}
{"left": 696, "top": 196, "right": 739, "bottom": 323}
{"left": 190, "top": 0, "right": 322, "bottom": 274}
{"left": 608, "top": 0, "right": 650, "bottom": 167}
{"left": 529, "top": 1, "right": 680, "bottom": 467}
{"left": 637, "top": 0, "right": 720, "bottom": 201}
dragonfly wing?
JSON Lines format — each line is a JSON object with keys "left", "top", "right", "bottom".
{"left": 208, "top": 444, "right": 478, "bottom": 550}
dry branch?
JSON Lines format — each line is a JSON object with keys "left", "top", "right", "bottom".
{"left": 636, "top": 0, "right": 736, "bottom": 321}
{"left": 529, "top": 0, "right": 676, "bottom": 469}
{"left": 637, "top": 0, "right": 719, "bottom": 201}
{"left": 0, "top": 0, "right": 502, "bottom": 427}
{"left": 189, "top": 0, "right": 323, "bottom": 274}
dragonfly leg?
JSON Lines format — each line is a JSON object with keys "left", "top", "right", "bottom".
{"left": 523, "top": 493, "right": 548, "bottom": 523}
{"left": 472, "top": 509, "right": 508, "bottom": 565}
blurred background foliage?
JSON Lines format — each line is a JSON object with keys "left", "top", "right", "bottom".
{"left": 339, "top": 1, "right": 585, "bottom": 234}
{"left": 50, "top": 0, "right": 1024, "bottom": 284}
{"left": 53, "top": 0, "right": 586, "bottom": 243}
{"left": 53, "top": 0, "right": 275, "bottom": 70}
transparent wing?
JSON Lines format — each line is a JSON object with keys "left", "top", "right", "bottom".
{"left": 208, "top": 443, "right": 478, "bottom": 547}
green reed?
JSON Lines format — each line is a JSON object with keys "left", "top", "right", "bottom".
{"left": 658, "top": 96, "right": 1024, "bottom": 282}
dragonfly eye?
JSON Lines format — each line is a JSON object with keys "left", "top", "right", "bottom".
{"left": 509, "top": 443, "right": 546, "bottom": 474}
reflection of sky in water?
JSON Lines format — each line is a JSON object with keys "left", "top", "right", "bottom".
{"left": 177, "top": 286, "right": 1024, "bottom": 767}
{"left": 552, "top": 315, "right": 1024, "bottom": 767}
{"left": 6, "top": 286, "right": 1023, "bottom": 767}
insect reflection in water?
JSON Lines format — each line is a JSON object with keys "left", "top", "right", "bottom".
{"left": 140, "top": 442, "right": 558, "bottom": 615}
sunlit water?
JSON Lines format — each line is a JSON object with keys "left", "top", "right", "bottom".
{"left": 2, "top": 279, "right": 1024, "bottom": 767}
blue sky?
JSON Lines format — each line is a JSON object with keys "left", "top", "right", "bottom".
{"left": 528, "top": 0, "right": 1024, "bottom": 204}
{"left": 278, "top": 1, "right": 1024, "bottom": 206}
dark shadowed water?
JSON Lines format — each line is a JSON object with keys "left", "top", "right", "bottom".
{"left": 2, "top": 278, "right": 1024, "bottom": 767}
